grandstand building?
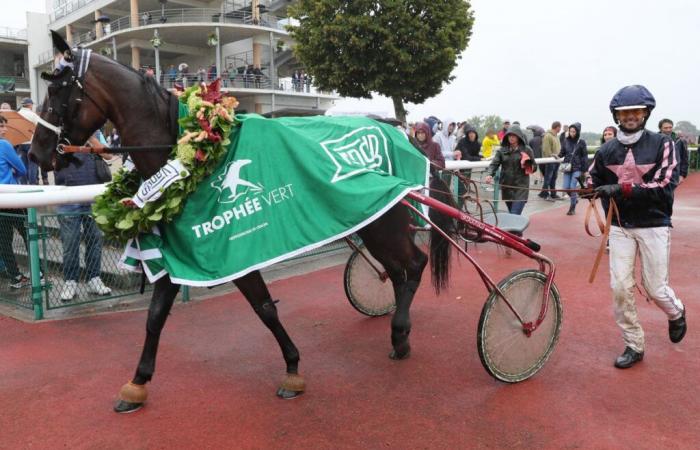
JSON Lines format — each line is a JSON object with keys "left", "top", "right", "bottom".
{"left": 25, "top": 0, "right": 338, "bottom": 115}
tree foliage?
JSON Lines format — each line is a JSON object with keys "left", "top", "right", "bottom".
{"left": 463, "top": 114, "right": 504, "bottom": 138}
{"left": 288, "top": 0, "right": 474, "bottom": 121}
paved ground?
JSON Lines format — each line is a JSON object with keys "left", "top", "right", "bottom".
{"left": 1, "top": 174, "right": 698, "bottom": 449}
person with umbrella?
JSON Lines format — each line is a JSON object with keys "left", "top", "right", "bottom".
{"left": 0, "top": 113, "right": 30, "bottom": 288}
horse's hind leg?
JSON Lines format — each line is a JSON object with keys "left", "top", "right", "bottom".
{"left": 359, "top": 206, "right": 428, "bottom": 360}
{"left": 234, "top": 270, "right": 304, "bottom": 399}
{"left": 114, "top": 276, "right": 180, "bottom": 413}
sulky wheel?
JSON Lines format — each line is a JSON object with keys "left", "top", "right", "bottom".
{"left": 477, "top": 269, "right": 562, "bottom": 383}
{"left": 343, "top": 245, "right": 396, "bottom": 317}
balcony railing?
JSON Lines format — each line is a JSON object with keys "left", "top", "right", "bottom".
{"left": 50, "top": 0, "right": 100, "bottom": 21}
{"left": 0, "top": 27, "right": 27, "bottom": 41}
{"left": 73, "top": 8, "right": 287, "bottom": 46}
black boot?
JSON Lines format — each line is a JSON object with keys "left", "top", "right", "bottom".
{"left": 614, "top": 347, "right": 644, "bottom": 369}
{"left": 566, "top": 205, "right": 576, "bottom": 215}
{"left": 669, "top": 307, "right": 687, "bottom": 343}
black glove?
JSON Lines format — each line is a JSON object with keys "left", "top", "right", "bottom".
{"left": 594, "top": 184, "right": 622, "bottom": 199}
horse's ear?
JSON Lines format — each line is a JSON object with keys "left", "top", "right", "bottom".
{"left": 50, "top": 30, "right": 72, "bottom": 59}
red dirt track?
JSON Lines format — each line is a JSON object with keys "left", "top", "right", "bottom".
{"left": 2, "top": 175, "right": 699, "bottom": 449}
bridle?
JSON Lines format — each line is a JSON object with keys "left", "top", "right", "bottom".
{"left": 39, "top": 48, "right": 109, "bottom": 154}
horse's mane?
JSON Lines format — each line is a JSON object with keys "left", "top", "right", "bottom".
{"left": 92, "top": 53, "right": 175, "bottom": 136}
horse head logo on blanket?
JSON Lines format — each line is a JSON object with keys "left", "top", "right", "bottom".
{"left": 211, "top": 159, "right": 264, "bottom": 204}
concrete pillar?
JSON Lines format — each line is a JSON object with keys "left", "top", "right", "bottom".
{"left": 95, "top": 10, "right": 103, "bottom": 39}
{"left": 112, "top": 37, "right": 118, "bottom": 61}
{"left": 215, "top": 27, "right": 221, "bottom": 81}
{"left": 255, "top": 103, "right": 263, "bottom": 114}
{"left": 130, "top": 0, "right": 139, "bottom": 28}
{"left": 131, "top": 45, "right": 140, "bottom": 70}
{"left": 253, "top": 42, "right": 262, "bottom": 69}
{"left": 252, "top": 0, "right": 260, "bottom": 25}
{"left": 66, "top": 25, "right": 73, "bottom": 46}
{"left": 268, "top": 32, "right": 276, "bottom": 88}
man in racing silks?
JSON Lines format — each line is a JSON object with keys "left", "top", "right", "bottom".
{"left": 588, "top": 85, "right": 686, "bottom": 369}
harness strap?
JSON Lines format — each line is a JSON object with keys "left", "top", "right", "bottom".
{"left": 35, "top": 115, "right": 62, "bottom": 136}
{"left": 586, "top": 197, "right": 622, "bottom": 283}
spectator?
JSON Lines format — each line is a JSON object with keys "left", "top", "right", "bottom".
{"left": 110, "top": 129, "right": 120, "bottom": 148}
{"left": 253, "top": 66, "right": 263, "bottom": 88}
{"left": 558, "top": 123, "right": 588, "bottom": 215}
{"left": 559, "top": 124, "right": 568, "bottom": 147}
{"left": 658, "top": 118, "right": 689, "bottom": 184}
{"left": 484, "top": 125, "right": 536, "bottom": 215}
{"left": 141, "top": 11, "right": 152, "bottom": 26}
{"left": 144, "top": 66, "right": 155, "bottom": 77}
{"left": 291, "top": 70, "right": 299, "bottom": 91}
{"left": 540, "top": 121, "right": 562, "bottom": 201}
{"left": 228, "top": 67, "right": 236, "bottom": 87}
{"left": 481, "top": 129, "right": 500, "bottom": 159}
{"left": 0, "top": 103, "right": 11, "bottom": 111}
{"left": 0, "top": 114, "right": 30, "bottom": 288}
{"left": 455, "top": 126, "right": 481, "bottom": 205}
{"left": 221, "top": 67, "right": 230, "bottom": 87}
{"left": 55, "top": 131, "right": 113, "bottom": 301}
{"left": 601, "top": 126, "right": 617, "bottom": 144}
{"left": 17, "top": 98, "right": 48, "bottom": 185}
{"left": 497, "top": 120, "right": 511, "bottom": 141}
{"left": 434, "top": 117, "right": 460, "bottom": 162}
{"left": 167, "top": 65, "right": 177, "bottom": 86}
{"left": 527, "top": 125, "right": 545, "bottom": 185}
{"left": 197, "top": 66, "right": 206, "bottom": 83}
{"left": 208, "top": 63, "right": 217, "bottom": 82}
{"left": 413, "top": 122, "right": 445, "bottom": 169}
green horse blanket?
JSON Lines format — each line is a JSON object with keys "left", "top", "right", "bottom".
{"left": 121, "top": 114, "right": 429, "bottom": 286}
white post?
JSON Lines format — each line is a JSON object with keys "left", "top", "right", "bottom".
{"left": 112, "top": 36, "right": 117, "bottom": 60}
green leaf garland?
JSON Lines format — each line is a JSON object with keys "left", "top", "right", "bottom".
{"left": 92, "top": 80, "right": 239, "bottom": 243}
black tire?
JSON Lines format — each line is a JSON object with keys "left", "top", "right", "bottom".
{"left": 343, "top": 246, "right": 396, "bottom": 317}
{"left": 477, "top": 270, "right": 562, "bottom": 383}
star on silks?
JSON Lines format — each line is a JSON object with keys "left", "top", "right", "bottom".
{"left": 605, "top": 149, "right": 656, "bottom": 184}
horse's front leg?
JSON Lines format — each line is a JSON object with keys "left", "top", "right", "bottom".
{"left": 234, "top": 271, "right": 304, "bottom": 399}
{"left": 114, "top": 276, "right": 180, "bottom": 413}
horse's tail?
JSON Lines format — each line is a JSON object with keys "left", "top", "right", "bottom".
{"left": 428, "top": 174, "right": 457, "bottom": 293}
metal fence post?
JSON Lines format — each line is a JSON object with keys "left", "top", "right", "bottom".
{"left": 182, "top": 285, "right": 190, "bottom": 302}
{"left": 27, "top": 208, "right": 43, "bottom": 320}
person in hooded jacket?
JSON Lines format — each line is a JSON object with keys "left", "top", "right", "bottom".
{"left": 433, "top": 117, "right": 461, "bottom": 162}
{"left": 484, "top": 125, "right": 536, "bottom": 215}
{"left": 455, "top": 126, "right": 481, "bottom": 204}
{"left": 527, "top": 125, "right": 545, "bottom": 185}
{"left": 413, "top": 122, "right": 445, "bottom": 170}
{"left": 558, "top": 122, "right": 588, "bottom": 215}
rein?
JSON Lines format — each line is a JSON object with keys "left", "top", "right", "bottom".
{"left": 57, "top": 144, "right": 174, "bottom": 154}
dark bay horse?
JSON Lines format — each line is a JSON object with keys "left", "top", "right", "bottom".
{"left": 30, "top": 33, "right": 455, "bottom": 413}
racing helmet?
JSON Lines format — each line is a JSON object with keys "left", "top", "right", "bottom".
{"left": 609, "top": 85, "right": 656, "bottom": 129}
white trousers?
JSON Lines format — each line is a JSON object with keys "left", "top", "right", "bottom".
{"left": 609, "top": 226, "right": 684, "bottom": 353}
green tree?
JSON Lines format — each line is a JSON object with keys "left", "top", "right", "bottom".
{"left": 462, "top": 114, "right": 503, "bottom": 138}
{"left": 288, "top": 0, "right": 474, "bottom": 122}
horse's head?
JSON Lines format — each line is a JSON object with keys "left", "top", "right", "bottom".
{"left": 29, "top": 31, "right": 107, "bottom": 171}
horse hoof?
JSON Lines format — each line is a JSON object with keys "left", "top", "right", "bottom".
{"left": 277, "top": 373, "right": 305, "bottom": 399}
{"left": 113, "top": 400, "right": 144, "bottom": 414}
{"left": 276, "top": 387, "right": 304, "bottom": 399}
{"left": 389, "top": 348, "right": 411, "bottom": 360}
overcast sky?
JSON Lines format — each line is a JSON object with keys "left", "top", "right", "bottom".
{"left": 5, "top": 0, "right": 698, "bottom": 132}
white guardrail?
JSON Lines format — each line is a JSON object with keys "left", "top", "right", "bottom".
{"left": 0, "top": 149, "right": 696, "bottom": 208}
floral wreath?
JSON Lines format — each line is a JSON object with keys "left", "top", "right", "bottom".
{"left": 92, "top": 79, "right": 239, "bottom": 243}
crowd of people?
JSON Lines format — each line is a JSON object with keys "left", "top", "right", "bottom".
{"left": 154, "top": 63, "right": 269, "bottom": 89}
{"left": 0, "top": 100, "right": 113, "bottom": 300}
{"left": 404, "top": 112, "right": 690, "bottom": 218}
{"left": 405, "top": 84, "right": 691, "bottom": 368}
